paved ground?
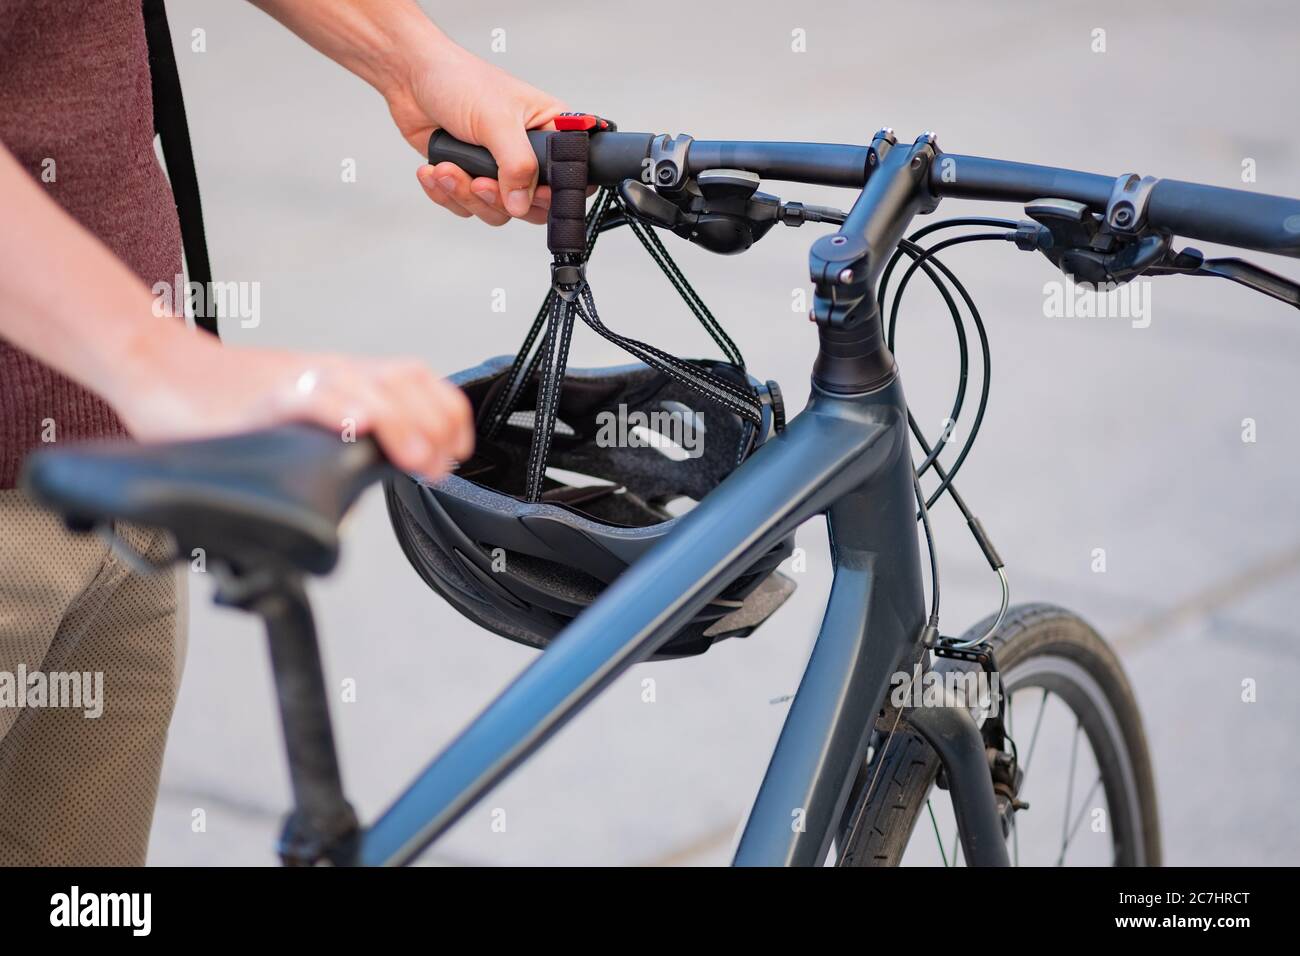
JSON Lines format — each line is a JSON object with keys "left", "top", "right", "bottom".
{"left": 149, "top": 0, "right": 1300, "bottom": 865}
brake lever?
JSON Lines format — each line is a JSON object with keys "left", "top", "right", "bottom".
{"left": 1088, "top": 238, "right": 1300, "bottom": 309}
{"left": 616, "top": 179, "right": 683, "bottom": 230}
{"left": 1172, "top": 252, "right": 1300, "bottom": 310}
{"left": 1018, "top": 196, "right": 1300, "bottom": 309}
{"left": 1020, "top": 198, "right": 1171, "bottom": 285}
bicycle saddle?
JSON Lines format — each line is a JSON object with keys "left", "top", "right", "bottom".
{"left": 20, "top": 425, "right": 390, "bottom": 575}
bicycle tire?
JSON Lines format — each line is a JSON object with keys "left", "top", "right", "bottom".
{"left": 837, "top": 603, "right": 1161, "bottom": 866}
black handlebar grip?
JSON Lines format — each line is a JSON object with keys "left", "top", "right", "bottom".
{"left": 426, "top": 129, "right": 654, "bottom": 186}
{"left": 426, "top": 129, "right": 544, "bottom": 180}
{"left": 1147, "top": 180, "right": 1300, "bottom": 258}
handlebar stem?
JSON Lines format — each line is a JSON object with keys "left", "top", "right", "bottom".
{"left": 810, "top": 131, "right": 941, "bottom": 393}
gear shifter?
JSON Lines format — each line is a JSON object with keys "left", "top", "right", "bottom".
{"left": 618, "top": 169, "right": 846, "bottom": 255}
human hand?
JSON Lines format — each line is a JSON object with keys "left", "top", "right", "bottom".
{"left": 386, "top": 43, "right": 566, "bottom": 226}
{"left": 109, "top": 325, "right": 473, "bottom": 479}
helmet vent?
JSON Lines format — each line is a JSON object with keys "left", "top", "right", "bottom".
{"left": 544, "top": 466, "right": 619, "bottom": 490}
{"left": 506, "top": 410, "right": 575, "bottom": 437}
{"left": 661, "top": 495, "right": 697, "bottom": 518}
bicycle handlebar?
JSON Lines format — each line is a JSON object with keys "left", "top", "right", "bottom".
{"left": 426, "top": 129, "right": 1300, "bottom": 258}
{"left": 428, "top": 129, "right": 656, "bottom": 186}
{"left": 1146, "top": 179, "right": 1300, "bottom": 257}
{"left": 427, "top": 129, "right": 879, "bottom": 188}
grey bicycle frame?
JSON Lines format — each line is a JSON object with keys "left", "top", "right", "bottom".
{"left": 356, "top": 132, "right": 1011, "bottom": 867}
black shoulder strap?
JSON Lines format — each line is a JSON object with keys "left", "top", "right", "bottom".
{"left": 143, "top": 0, "right": 217, "bottom": 338}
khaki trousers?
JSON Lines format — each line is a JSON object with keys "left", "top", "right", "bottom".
{"left": 0, "top": 488, "right": 186, "bottom": 865}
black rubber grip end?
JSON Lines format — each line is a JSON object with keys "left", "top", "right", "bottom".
{"left": 547, "top": 131, "right": 589, "bottom": 255}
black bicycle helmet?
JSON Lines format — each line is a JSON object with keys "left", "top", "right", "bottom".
{"left": 385, "top": 355, "right": 794, "bottom": 659}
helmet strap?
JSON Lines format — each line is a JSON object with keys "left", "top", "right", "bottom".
{"left": 485, "top": 122, "right": 765, "bottom": 503}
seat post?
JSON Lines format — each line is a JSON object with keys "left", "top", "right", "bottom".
{"left": 216, "top": 567, "right": 359, "bottom": 865}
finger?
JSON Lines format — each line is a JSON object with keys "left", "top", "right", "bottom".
{"left": 520, "top": 207, "right": 548, "bottom": 226}
{"left": 410, "top": 372, "right": 474, "bottom": 466}
{"left": 432, "top": 378, "right": 475, "bottom": 462}
{"left": 521, "top": 194, "right": 550, "bottom": 226}
{"left": 376, "top": 362, "right": 474, "bottom": 475}
{"left": 422, "top": 163, "right": 511, "bottom": 223}
{"left": 473, "top": 179, "right": 550, "bottom": 225}
{"left": 424, "top": 162, "right": 502, "bottom": 223}
{"left": 278, "top": 371, "right": 388, "bottom": 451}
{"left": 469, "top": 177, "right": 502, "bottom": 209}
{"left": 366, "top": 389, "right": 442, "bottom": 477}
{"left": 314, "top": 369, "right": 434, "bottom": 477}
{"left": 375, "top": 362, "right": 455, "bottom": 474}
{"left": 481, "top": 120, "right": 540, "bottom": 218}
{"left": 466, "top": 178, "right": 515, "bottom": 225}
{"left": 429, "top": 161, "right": 510, "bottom": 226}
{"left": 416, "top": 165, "right": 472, "bottom": 218}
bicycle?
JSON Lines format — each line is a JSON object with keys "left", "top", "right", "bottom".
{"left": 23, "top": 125, "right": 1300, "bottom": 866}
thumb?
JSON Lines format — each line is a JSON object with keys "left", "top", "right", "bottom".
{"left": 483, "top": 122, "right": 540, "bottom": 218}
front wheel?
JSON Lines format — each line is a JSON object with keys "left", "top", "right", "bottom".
{"left": 837, "top": 603, "right": 1161, "bottom": 866}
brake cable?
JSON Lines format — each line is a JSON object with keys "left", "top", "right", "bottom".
{"left": 887, "top": 246, "right": 969, "bottom": 478}
{"left": 879, "top": 217, "right": 1019, "bottom": 309}
{"left": 891, "top": 233, "right": 1006, "bottom": 503}
{"left": 905, "top": 208, "right": 1298, "bottom": 649}
{"left": 883, "top": 222, "right": 1019, "bottom": 649}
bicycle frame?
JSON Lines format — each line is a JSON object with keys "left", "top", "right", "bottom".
{"left": 23, "top": 120, "right": 1300, "bottom": 867}
{"left": 169, "top": 123, "right": 1300, "bottom": 867}
{"left": 238, "top": 366, "right": 1011, "bottom": 866}
{"left": 322, "top": 131, "right": 1008, "bottom": 867}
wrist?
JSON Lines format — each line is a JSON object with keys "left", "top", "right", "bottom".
{"left": 360, "top": 4, "right": 454, "bottom": 102}
{"left": 99, "top": 315, "right": 214, "bottom": 419}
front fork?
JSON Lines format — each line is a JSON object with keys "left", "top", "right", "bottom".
{"left": 898, "top": 697, "right": 1013, "bottom": 866}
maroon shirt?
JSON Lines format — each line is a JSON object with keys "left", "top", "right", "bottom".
{"left": 0, "top": 0, "right": 184, "bottom": 487}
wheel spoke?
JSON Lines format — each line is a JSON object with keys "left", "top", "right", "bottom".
{"left": 1060, "top": 719, "right": 1081, "bottom": 858}
{"left": 927, "top": 799, "right": 949, "bottom": 867}
{"left": 1017, "top": 687, "right": 1050, "bottom": 796}
{"left": 1056, "top": 775, "right": 1103, "bottom": 865}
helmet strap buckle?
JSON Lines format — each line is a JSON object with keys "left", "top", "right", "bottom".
{"left": 550, "top": 259, "right": 587, "bottom": 301}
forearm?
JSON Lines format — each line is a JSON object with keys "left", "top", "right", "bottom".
{"left": 248, "top": 0, "right": 452, "bottom": 98}
{"left": 0, "top": 143, "right": 198, "bottom": 414}
{"left": 249, "top": 0, "right": 562, "bottom": 217}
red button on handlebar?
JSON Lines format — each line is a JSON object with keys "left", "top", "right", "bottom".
{"left": 554, "top": 112, "right": 615, "bottom": 132}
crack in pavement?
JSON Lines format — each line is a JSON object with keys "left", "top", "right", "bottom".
{"left": 638, "top": 820, "right": 739, "bottom": 867}
{"left": 1111, "top": 542, "right": 1300, "bottom": 651}
{"left": 154, "top": 783, "right": 478, "bottom": 866}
